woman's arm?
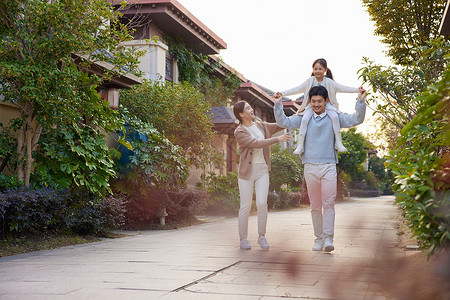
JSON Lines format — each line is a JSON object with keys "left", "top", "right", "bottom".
{"left": 235, "top": 125, "right": 290, "bottom": 149}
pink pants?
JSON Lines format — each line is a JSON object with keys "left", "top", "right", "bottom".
{"left": 304, "top": 163, "right": 337, "bottom": 240}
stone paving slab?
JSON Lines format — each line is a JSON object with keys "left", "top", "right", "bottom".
{"left": 0, "top": 196, "right": 418, "bottom": 299}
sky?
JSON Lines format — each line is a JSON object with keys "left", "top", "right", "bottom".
{"left": 178, "top": 0, "right": 393, "bottom": 117}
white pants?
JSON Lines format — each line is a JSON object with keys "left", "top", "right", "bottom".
{"left": 238, "top": 163, "right": 269, "bottom": 240}
{"left": 304, "top": 163, "right": 337, "bottom": 240}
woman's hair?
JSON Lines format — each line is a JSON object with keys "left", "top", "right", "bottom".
{"left": 309, "top": 85, "right": 329, "bottom": 101}
{"left": 311, "top": 58, "right": 334, "bottom": 80}
{"left": 233, "top": 101, "right": 247, "bottom": 124}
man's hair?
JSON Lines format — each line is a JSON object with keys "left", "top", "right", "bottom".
{"left": 309, "top": 85, "right": 328, "bottom": 100}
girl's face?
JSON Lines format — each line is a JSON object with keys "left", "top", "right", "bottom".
{"left": 240, "top": 103, "right": 255, "bottom": 122}
{"left": 313, "top": 63, "right": 327, "bottom": 80}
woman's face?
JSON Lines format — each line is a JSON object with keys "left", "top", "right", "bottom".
{"left": 240, "top": 103, "right": 255, "bottom": 122}
{"left": 313, "top": 63, "right": 327, "bottom": 80}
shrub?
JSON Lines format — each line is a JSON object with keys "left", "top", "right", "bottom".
{"left": 202, "top": 171, "right": 240, "bottom": 212}
{"left": 0, "top": 174, "right": 23, "bottom": 192}
{"left": 101, "top": 194, "right": 127, "bottom": 230}
{"left": 269, "top": 145, "right": 302, "bottom": 191}
{"left": 166, "top": 189, "right": 208, "bottom": 223}
{"left": 0, "top": 187, "right": 69, "bottom": 236}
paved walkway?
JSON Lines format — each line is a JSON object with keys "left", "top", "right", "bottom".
{"left": 0, "top": 196, "right": 417, "bottom": 299}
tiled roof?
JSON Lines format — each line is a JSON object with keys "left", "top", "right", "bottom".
{"left": 210, "top": 106, "right": 237, "bottom": 124}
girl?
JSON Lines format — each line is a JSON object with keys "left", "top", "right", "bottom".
{"left": 276, "top": 58, "right": 360, "bottom": 155}
{"left": 233, "top": 101, "right": 290, "bottom": 250}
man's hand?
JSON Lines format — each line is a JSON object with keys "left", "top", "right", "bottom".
{"left": 273, "top": 92, "right": 282, "bottom": 102}
{"left": 358, "top": 86, "right": 366, "bottom": 100}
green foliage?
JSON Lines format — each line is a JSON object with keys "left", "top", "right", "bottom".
{"left": 387, "top": 65, "right": 450, "bottom": 254}
{"left": 361, "top": 0, "right": 447, "bottom": 65}
{"left": 113, "top": 116, "right": 189, "bottom": 194}
{"left": 337, "top": 128, "right": 368, "bottom": 181}
{"left": 269, "top": 145, "right": 302, "bottom": 191}
{"left": 359, "top": 38, "right": 449, "bottom": 130}
{"left": 202, "top": 171, "right": 240, "bottom": 212}
{"left": 165, "top": 36, "right": 242, "bottom": 106}
{"left": 0, "top": 174, "right": 23, "bottom": 192}
{"left": 119, "top": 80, "right": 216, "bottom": 167}
{"left": 368, "top": 155, "right": 395, "bottom": 194}
{"left": 34, "top": 124, "right": 116, "bottom": 196}
{"left": 0, "top": 119, "right": 21, "bottom": 173}
{"left": 0, "top": 0, "right": 142, "bottom": 185}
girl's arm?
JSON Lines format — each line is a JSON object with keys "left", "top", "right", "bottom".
{"left": 331, "top": 80, "right": 360, "bottom": 93}
{"left": 281, "top": 78, "right": 310, "bottom": 96}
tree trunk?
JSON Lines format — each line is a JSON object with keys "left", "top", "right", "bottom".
{"left": 16, "top": 123, "right": 25, "bottom": 183}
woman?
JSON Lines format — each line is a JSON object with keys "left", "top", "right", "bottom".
{"left": 233, "top": 101, "right": 291, "bottom": 250}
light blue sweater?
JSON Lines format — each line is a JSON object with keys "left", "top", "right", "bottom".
{"left": 274, "top": 98, "right": 366, "bottom": 164}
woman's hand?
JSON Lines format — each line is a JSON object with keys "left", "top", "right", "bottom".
{"left": 277, "top": 131, "right": 291, "bottom": 142}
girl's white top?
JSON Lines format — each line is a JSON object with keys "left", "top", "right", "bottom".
{"left": 281, "top": 76, "right": 359, "bottom": 112}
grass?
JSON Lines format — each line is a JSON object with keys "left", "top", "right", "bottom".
{"left": 0, "top": 230, "right": 131, "bottom": 258}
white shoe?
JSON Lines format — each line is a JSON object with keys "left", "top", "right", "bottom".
{"left": 312, "top": 239, "right": 324, "bottom": 251}
{"left": 257, "top": 236, "right": 270, "bottom": 249}
{"left": 240, "top": 238, "right": 251, "bottom": 250}
{"left": 324, "top": 238, "right": 334, "bottom": 252}
{"left": 293, "top": 134, "right": 305, "bottom": 155}
{"left": 334, "top": 132, "right": 348, "bottom": 152}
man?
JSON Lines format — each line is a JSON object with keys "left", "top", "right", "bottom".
{"left": 273, "top": 85, "right": 366, "bottom": 252}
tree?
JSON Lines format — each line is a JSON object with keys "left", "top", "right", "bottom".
{"left": 337, "top": 128, "right": 369, "bottom": 181}
{"left": 359, "top": 38, "right": 449, "bottom": 130}
{"left": 0, "top": 0, "right": 142, "bottom": 186}
{"left": 387, "top": 67, "right": 449, "bottom": 253}
{"left": 361, "top": 0, "right": 447, "bottom": 65}
{"left": 119, "top": 80, "right": 216, "bottom": 167}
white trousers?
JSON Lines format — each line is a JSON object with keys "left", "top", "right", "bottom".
{"left": 304, "top": 163, "right": 337, "bottom": 240}
{"left": 238, "top": 163, "right": 269, "bottom": 240}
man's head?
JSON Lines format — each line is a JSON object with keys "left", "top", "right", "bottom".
{"left": 308, "top": 86, "right": 329, "bottom": 114}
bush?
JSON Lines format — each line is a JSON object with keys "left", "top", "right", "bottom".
{"left": 0, "top": 174, "right": 23, "bottom": 192}
{"left": 0, "top": 186, "right": 126, "bottom": 237}
{"left": 202, "top": 171, "right": 240, "bottom": 212}
{"left": 269, "top": 145, "right": 302, "bottom": 191}
{"left": 166, "top": 189, "right": 208, "bottom": 222}
{"left": 0, "top": 187, "right": 69, "bottom": 236}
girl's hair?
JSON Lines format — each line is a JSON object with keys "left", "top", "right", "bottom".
{"left": 309, "top": 85, "right": 329, "bottom": 101}
{"left": 233, "top": 101, "right": 247, "bottom": 124}
{"left": 311, "top": 58, "right": 334, "bottom": 80}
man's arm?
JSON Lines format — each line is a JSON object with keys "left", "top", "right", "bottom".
{"left": 339, "top": 88, "right": 367, "bottom": 128}
{"left": 273, "top": 101, "right": 302, "bottom": 129}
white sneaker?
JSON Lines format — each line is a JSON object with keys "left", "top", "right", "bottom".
{"left": 257, "top": 236, "right": 270, "bottom": 249}
{"left": 324, "top": 238, "right": 334, "bottom": 252}
{"left": 312, "top": 239, "right": 324, "bottom": 251}
{"left": 334, "top": 132, "right": 348, "bottom": 152}
{"left": 240, "top": 238, "right": 251, "bottom": 250}
{"left": 293, "top": 134, "right": 305, "bottom": 155}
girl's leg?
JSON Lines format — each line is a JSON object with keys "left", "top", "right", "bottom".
{"left": 327, "top": 109, "right": 347, "bottom": 152}
{"left": 293, "top": 109, "right": 313, "bottom": 155}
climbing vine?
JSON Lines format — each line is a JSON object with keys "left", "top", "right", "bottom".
{"left": 164, "top": 36, "right": 242, "bottom": 106}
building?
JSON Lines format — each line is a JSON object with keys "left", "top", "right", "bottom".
{"left": 114, "top": 0, "right": 301, "bottom": 186}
